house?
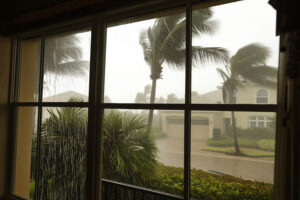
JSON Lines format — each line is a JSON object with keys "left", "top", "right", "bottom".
{"left": 161, "top": 84, "right": 276, "bottom": 139}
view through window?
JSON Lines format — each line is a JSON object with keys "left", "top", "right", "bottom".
{"left": 12, "top": 0, "right": 278, "bottom": 199}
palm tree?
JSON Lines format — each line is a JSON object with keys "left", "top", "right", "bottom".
{"left": 39, "top": 99, "right": 158, "bottom": 199}
{"left": 43, "top": 34, "right": 89, "bottom": 93}
{"left": 139, "top": 9, "right": 229, "bottom": 128}
{"left": 40, "top": 98, "right": 88, "bottom": 199}
{"left": 102, "top": 110, "right": 158, "bottom": 185}
{"left": 217, "top": 43, "right": 277, "bottom": 156}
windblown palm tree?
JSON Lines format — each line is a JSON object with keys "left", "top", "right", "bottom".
{"left": 139, "top": 9, "right": 229, "bottom": 127}
{"left": 217, "top": 43, "right": 277, "bottom": 155}
{"left": 43, "top": 35, "right": 89, "bottom": 93}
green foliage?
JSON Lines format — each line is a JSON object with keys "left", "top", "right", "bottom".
{"left": 149, "top": 165, "right": 273, "bottom": 200}
{"left": 40, "top": 99, "right": 88, "bottom": 199}
{"left": 257, "top": 139, "right": 275, "bottom": 152}
{"left": 102, "top": 110, "right": 158, "bottom": 186}
{"left": 225, "top": 127, "right": 275, "bottom": 140}
{"left": 202, "top": 146, "right": 274, "bottom": 157}
{"left": 39, "top": 99, "right": 158, "bottom": 198}
{"left": 207, "top": 138, "right": 257, "bottom": 148}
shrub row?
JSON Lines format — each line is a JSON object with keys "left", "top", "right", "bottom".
{"left": 207, "top": 137, "right": 275, "bottom": 152}
{"left": 225, "top": 127, "right": 275, "bottom": 140}
{"left": 207, "top": 138, "right": 257, "bottom": 148}
{"left": 148, "top": 165, "right": 273, "bottom": 200}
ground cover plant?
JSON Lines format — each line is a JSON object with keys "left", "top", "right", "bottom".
{"left": 149, "top": 165, "right": 273, "bottom": 200}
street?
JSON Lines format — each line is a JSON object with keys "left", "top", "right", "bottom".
{"left": 156, "top": 138, "right": 274, "bottom": 183}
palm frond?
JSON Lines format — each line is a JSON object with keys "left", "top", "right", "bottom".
{"left": 192, "top": 46, "right": 229, "bottom": 66}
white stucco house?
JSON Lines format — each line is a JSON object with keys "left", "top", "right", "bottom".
{"left": 43, "top": 84, "right": 276, "bottom": 140}
{"left": 160, "top": 84, "right": 276, "bottom": 140}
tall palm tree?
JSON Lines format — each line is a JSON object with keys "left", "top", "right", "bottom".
{"left": 43, "top": 35, "right": 89, "bottom": 93}
{"left": 139, "top": 9, "right": 229, "bottom": 128}
{"left": 217, "top": 43, "right": 277, "bottom": 155}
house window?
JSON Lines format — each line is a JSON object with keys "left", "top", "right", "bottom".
{"left": 249, "top": 116, "right": 273, "bottom": 128}
{"left": 11, "top": 0, "right": 279, "bottom": 200}
{"left": 256, "top": 89, "right": 268, "bottom": 104}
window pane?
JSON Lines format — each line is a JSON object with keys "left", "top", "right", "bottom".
{"left": 39, "top": 107, "right": 88, "bottom": 199}
{"left": 104, "top": 10, "right": 186, "bottom": 104}
{"left": 42, "top": 30, "right": 91, "bottom": 102}
{"left": 191, "top": 111, "right": 276, "bottom": 199}
{"left": 19, "top": 38, "right": 41, "bottom": 102}
{"left": 192, "top": 0, "right": 278, "bottom": 104}
{"left": 102, "top": 109, "right": 184, "bottom": 198}
{"left": 14, "top": 107, "right": 37, "bottom": 199}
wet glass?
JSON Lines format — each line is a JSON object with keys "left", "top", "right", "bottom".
{"left": 38, "top": 107, "right": 88, "bottom": 200}
{"left": 191, "top": 0, "right": 279, "bottom": 104}
{"left": 104, "top": 10, "right": 186, "bottom": 104}
{"left": 13, "top": 107, "right": 38, "bottom": 199}
{"left": 101, "top": 109, "right": 184, "bottom": 198}
{"left": 190, "top": 111, "right": 276, "bottom": 199}
{"left": 18, "top": 38, "right": 41, "bottom": 102}
{"left": 42, "top": 30, "right": 91, "bottom": 102}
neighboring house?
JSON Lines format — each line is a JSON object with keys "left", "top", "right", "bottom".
{"left": 161, "top": 84, "right": 276, "bottom": 140}
{"left": 45, "top": 86, "right": 276, "bottom": 140}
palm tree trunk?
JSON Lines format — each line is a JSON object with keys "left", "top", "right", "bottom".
{"left": 147, "top": 78, "right": 157, "bottom": 132}
{"left": 231, "top": 111, "right": 241, "bottom": 155}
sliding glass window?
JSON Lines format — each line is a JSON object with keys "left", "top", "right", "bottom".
{"left": 11, "top": 0, "right": 279, "bottom": 200}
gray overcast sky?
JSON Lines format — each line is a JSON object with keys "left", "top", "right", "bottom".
{"left": 45, "top": 0, "right": 279, "bottom": 103}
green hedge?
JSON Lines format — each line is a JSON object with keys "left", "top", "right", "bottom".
{"left": 225, "top": 127, "right": 275, "bottom": 140}
{"left": 149, "top": 165, "right": 273, "bottom": 200}
{"left": 257, "top": 139, "right": 275, "bottom": 151}
{"left": 207, "top": 138, "right": 257, "bottom": 148}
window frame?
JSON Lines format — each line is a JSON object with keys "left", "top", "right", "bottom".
{"left": 9, "top": 1, "right": 279, "bottom": 200}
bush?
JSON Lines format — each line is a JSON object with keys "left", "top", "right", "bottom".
{"left": 149, "top": 165, "right": 273, "bottom": 200}
{"left": 207, "top": 138, "right": 257, "bottom": 149}
{"left": 225, "top": 127, "right": 275, "bottom": 140}
{"left": 257, "top": 139, "right": 275, "bottom": 152}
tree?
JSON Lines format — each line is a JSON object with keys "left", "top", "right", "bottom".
{"left": 217, "top": 43, "right": 277, "bottom": 155}
{"left": 39, "top": 99, "right": 158, "bottom": 199}
{"left": 102, "top": 110, "right": 158, "bottom": 185}
{"left": 43, "top": 35, "right": 89, "bottom": 93}
{"left": 139, "top": 9, "right": 229, "bottom": 128}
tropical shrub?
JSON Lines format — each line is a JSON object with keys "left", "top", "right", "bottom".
{"left": 225, "top": 127, "right": 275, "bottom": 140}
{"left": 257, "top": 139, "right": 275, "bottom": 152}
{"left": 39, "top": 99, "right": 158, "bottom": 199}
{"left": 207, "top": 138, "right": 257, "bottom": 149}
{"left": 150, "top": 165, "right": 273, "bottom": 200}
{"left": 102, "top": 110, "right": 158, "bottom": 185}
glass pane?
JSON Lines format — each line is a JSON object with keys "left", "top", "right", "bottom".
{"left": 191, "top": 111, "right": 276, "bottom": 199}
{"left": 104, "top": 10, "right": 186, "bottom": 104}
{"left": 102, "top": 109, "right": 184, "bottom": 198}
{"left": 39, "top": 107, "right": 88, "bottom": 199}
{"left": 192, "top": 0, "right": 279, "bottom": 104}
{"left": 19, "top": 38, "right": 41, "bottom": 102}
{"left": 14, "top": 107, "right": 37, "bottom": 199}
{"left": 42, "top": 30, "right": 91, "bottom": 102}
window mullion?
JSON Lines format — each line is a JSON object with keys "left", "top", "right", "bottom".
{"left": 184, "top": 1, "right": 192, "bottom": 199}
{"left": 35, "top": 34, "right": 45, "bottom": 200}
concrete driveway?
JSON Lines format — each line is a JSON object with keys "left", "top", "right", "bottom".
{"left": 155, "top": 137, "right": 274, "bottom": 183}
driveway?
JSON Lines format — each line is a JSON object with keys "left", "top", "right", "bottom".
{"left": 155, "top": 137, "right": 274, "bottom": 183}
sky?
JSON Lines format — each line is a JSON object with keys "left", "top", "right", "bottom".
{"left": 44, "top": 0, "right": 279, "bottom": 103}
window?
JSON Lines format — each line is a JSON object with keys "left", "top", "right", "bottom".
{"left": 249, "top": 116, "right": 273, "bottom": 128}
{"left": 256, "top": 89, "right": 268, "bottom": 104}
{"left": 11, "top": 0, "right": 279, "bottom": 200}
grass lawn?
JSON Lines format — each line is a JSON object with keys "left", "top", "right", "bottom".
{"left": 202, "top": 146, "right": 275, "bottom": 157}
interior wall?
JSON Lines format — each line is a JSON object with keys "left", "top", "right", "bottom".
{"left": 0, "top": 36, "right": 12, "bottom": 199}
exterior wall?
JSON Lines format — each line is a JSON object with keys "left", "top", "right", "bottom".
{"left": 0, "top": 36, "right": 11, "bottom": 199}
{"left": 236, "top": 85, "right": 277, "bottom": 104}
